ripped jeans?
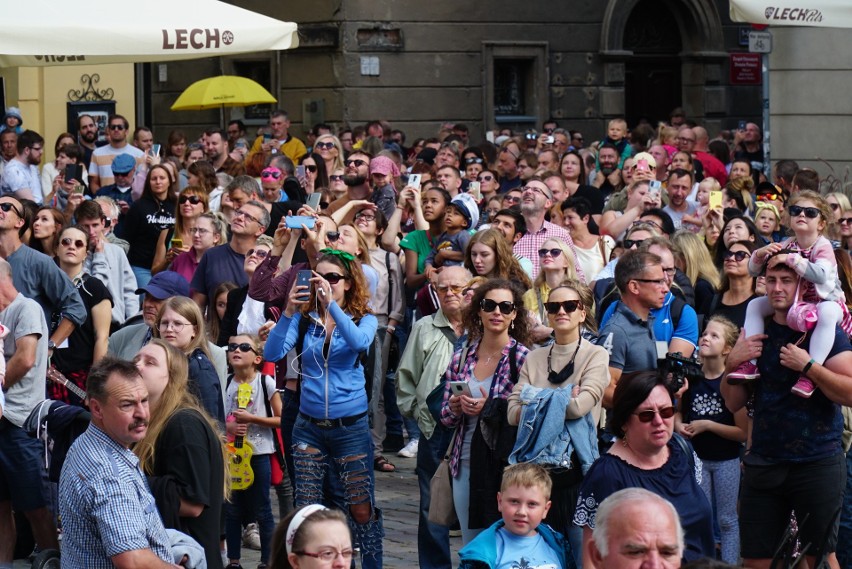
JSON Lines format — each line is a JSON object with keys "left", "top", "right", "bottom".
{"left": 292, "top": 413, "right": 384, "bottom": 569}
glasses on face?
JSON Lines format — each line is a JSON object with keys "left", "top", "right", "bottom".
{"left": 633, "top": 278, "right": 668, "bottom": 287}
{"left": 634, "top": 406, "right": 676, "bottom": 422}
{"left": 840, "top": 217, "right": 852, "bottom": 225}
{"left": 315, "top": 141, "right": 335, "bottom": 150}
{"left": 662, "top": 267, "right": 676, "bottom": 277}
{"left": 724, "top": 250, "right": 749, "bottom": 262}
{"left": 434, "top": 283, "right": 465, "bottom": 295}
{"left": 190, "top": 227, "right": 211, "bottom": 235}
{"left": 0, "top": 202, "right": 22, "bottom": 217}
{"left": 538, "top": 248, "right": 562, "bottom": 258}
{"left": 572, "top": 136, "right": 584, "bottom": 143}
{"left": 788, "top": 205, "right": 821, "bottom": 219}
{"left": 60, "top": 237, "right": 86, "bottom": 249}
{"left": 304, "top": 164, "right": 318, "bottom": 173}
{"left": 158, "top": 320, "right": 191, "bottom": 332}
{"left": 261, "top": 169, "right": 282, "bottom": 180}
{"left": 544, "top": 300, "right": 581, "bottom": 315}
{"left": 330, "top": 174, "right": 344, "bottom": 182}
{"left": 321, "top": 272, "right": 348, "bottom": 285}
{"left": 108, "top": 124, "right": 126, "bottom": 131}
{"left": 295, "top": 549, "right": 355, "bottom": 563}
{"left": 345, "top": 159, "right": 368, "bottom": 168}
{"left": 522, "top": 185, "right": 550, "bottom": 198}
{"left": 503, "top": 195, "right": 521, "bottom": 204}
{"left": 480, "top": 298, "right": 516, "bottom": 314}
{"left": 234, "top": 209, "right": 261, "bottom": 225}
{"left": 227, "top": 342, "right": 258, "bottom": 354}
{"left": 354, "top": 211, "right": 375, "bottom": 222}
{"left": 246, "top": 248, "right": 269, "bottom": 259}
{"left": 29, "top": 145, "right": 43, "bottom": 152}
{"left": 757, "top": 193, "right": 780, "bottom": 202}
{"left": 465, "top": 157, "right": 483, "bottom": 165}
{"left": 326, "top": 231, "right": 340, "bottom": 242}
{"left": 623, "top": 238, "right": 648, "bottom": 249}
{"left": 477, "top": 175, "right": 494, "bottom": 182}
{"left": 179, "top": 195, "right": 202, "bottom": 205}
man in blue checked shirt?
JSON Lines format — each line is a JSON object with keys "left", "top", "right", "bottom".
{"left": 59, "top": 358, "right": 180, "bottom": 568}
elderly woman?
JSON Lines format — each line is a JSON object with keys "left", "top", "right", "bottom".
{"left": 573, "top": 371, "right": 714, "bottom": 565}
{"left": 439, "top": 279, "right": 531, "bottom": 545}
{"left": 508, "top": 282, "right": 608, "bottom": 565}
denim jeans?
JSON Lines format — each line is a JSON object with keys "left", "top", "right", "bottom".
{"left": 225, "top": 454, "right": 275, "bottom": 563}
{"left": 292, "top": 414, "right": 383, "bottom": 569}
{"left": 416, "top": 424, "right": 454, "bottom": 569}
{"left": 836, "top": 451, "right": 852, "bottom": 568}
{"left": 131, "top": 265, "right": 152, "bottom": 290}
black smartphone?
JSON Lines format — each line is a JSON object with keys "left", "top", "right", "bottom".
{"left": 296, "top": 270, "right": 312, "bottom": 301}
{"left": 64, "top": 164, "right": 83, "bottom": 183}
{"left": 738, "top": 120, "right": 747, "bottom": 131}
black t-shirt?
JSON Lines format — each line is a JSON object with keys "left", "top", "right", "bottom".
{"left": 151, "top": 408, "right": 224, "bottom": 568}
{"left": 52, "top": 275, "right": 113, "bottom": 373}
{"left": 125, "top": 196, "right": 176, "bottom": 268}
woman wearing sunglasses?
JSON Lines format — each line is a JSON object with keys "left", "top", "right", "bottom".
{"left": 314, "top": 134, "right": 345, "bottom": 176}
{"left": 507, "top": 282, "right": 608, "bottom": 566}
{"left": 151, "top": 185, "right": 209, "bottom": 275}
{"left": 712, "top": 240, "right": 758, "bottom": 329}
{"left": 299, "top": 153, "right": 329, "bottom": 197}
{"left": 264, "top": 252, "right": 383, "bottom": 569}
{"left": 574, "top": 371, "right": 715, "bottom": 565}
{"left": 439, "top": 279, "right": 531, "bottom": 545}
{"left": 523, "top": 238, "right": 578, "bottom": 345}
{"left": 48, "top": 226, "right": 112, "bottom": 405}
{"left": 153, "top": 295, "right": 225, "bottom": 424}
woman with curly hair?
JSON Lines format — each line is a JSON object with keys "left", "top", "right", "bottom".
{"left": 134, "top": 338, "right": 226, "bottom": 568}
{"left": 439, "top": 278, "right": 531, "bottom": 544}
{"left": 264, "top": 252, "right": 382, "bottom": 569}
{"left": 464, "top": 228, "right": 532, "bottom": 290}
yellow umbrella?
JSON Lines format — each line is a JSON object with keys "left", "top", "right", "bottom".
{"left": 171, "top": 75, "right": 277, "bottom": 111}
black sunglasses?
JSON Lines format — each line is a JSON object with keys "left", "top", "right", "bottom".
{"left": 315, "top": 141, "right": 335, "bottom": 150}
{"left": 261, "top": 169, "right": 282, "bottom": 179}
{"left": 788, "top": 205, "right": 821, "bottom": 219}
{"left": 108, "top": 124, "right": 126, "bottom": 131}
{"left": 246, "top": 248, "right": 269, "bottom": 259}
{"left": 623, "top": 238, "right": 648, "bottom": 249}
{"left": 480, "top": 298, "right": 515, "bottom": 315}
{"left": 227, "top": 342, "right": 258, "bottom": 354}
{"left": 329, "top": 174, "right": 344, "bottom": 182}
{"left": 465, "top": 157, "right": 483, "bottom": 165}
{"left": 321, "top": 272, "right": 348, "bottom": 285}
{"left": 544, "top": 300, "right": 581, "bottom": 315}
{"left": 0, "top": 202, "right": 21, "bottom": 216}
{"left": 179, "top": 195, "right": 202, "bottom": 205}
{"left": 60, "top": 237, "right": 86, "bottom": 249}
{"left": 634, "top": 406, "right": 676, "bottom": 423}
{"left": 345, "top": 159, "right": 368, "bottom": 168}
{"left": 304, "top": 165, "right": 318, "bottom": 173}
{"left": 326, "top": 231, "right": 340, "bottom": 242}
{"left": 503, "top": 195, "right": 521, "bottom": 204}
{"left": 538, "top": 248, "right": 562, "bottom": 258}
{"left": 840, "top": 217, "right": 852, "bottom": 225}
{"left": 724, "top": 250, "right": 749, "bottom": 262}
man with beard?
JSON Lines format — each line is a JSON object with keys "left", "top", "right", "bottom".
{"left": 89, "top": 114, "right": 143, "bottom": 192}
{"left": 0, "top": 130, "right": 44, "bottom": 202}
{"left": 77, "top": 114, "right": 104, "bottom": 168}
{"left": 592, "top": 143, "right": 623, "bottom": 200}
{"left": 327, "top": 150, "right": 373, "bottom": 223}
{"left": 0, "top": 132, "right": 15, "bottom": 180}
{"left": 204, "top": 128, "right": 245, "bottom": 177}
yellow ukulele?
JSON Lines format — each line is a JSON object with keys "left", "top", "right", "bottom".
{"left": 227, "top": 383, "right": 255, "bottom": 490}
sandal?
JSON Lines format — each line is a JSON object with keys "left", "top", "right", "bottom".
{"left": 373, "top": 455, "right": 396, "bottom": 472}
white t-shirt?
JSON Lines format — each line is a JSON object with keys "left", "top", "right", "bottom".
{"left": 225, "top": 372, "right": 277, "bottom": 455}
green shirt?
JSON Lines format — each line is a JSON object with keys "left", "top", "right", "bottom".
{"left": 399, "top": 229, "right": 433, "bottom": 275}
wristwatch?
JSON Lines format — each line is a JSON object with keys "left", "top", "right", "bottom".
{"left": 47, "top": 340, "right": 56, "bottom": 350}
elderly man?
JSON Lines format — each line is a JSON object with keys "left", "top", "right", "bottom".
{"left": 59, "top": 358, "right": 179, "bottom": 568}
{"left": 723, "top": 256, "right": 852, "bottom": 569}
{"left": 397, "top": 265, "right": 471, "bottom": 569}
{"left": 586, "top": 488, "right": 684, "bottom": 569}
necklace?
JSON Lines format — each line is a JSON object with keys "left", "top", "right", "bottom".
{"left": 481, "top": 348, "right": 502, "bottom": 365}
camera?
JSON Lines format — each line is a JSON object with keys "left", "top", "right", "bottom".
{"left": 660, "top": 352, "right": 702, "bottom": 392}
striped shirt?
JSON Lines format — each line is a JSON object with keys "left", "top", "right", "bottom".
{"left": 89, "top": 144, "right": 144, "bottom": 187}
{"left": 59, "top": 423, "right": 172, "bottom": 568}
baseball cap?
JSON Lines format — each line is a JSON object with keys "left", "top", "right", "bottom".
{"left": 450, "top": 193, "right": 480, "bottom": 230}
{"left": 136, "top": 271, "right": 190, "bottom": 299}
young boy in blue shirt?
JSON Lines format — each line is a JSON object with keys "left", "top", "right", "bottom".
{"left": 458, "top": 463, "right": 575, "bottom": 569}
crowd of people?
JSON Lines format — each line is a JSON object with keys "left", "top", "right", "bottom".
{"left": 0, "top": 102, "right": 851, "bottom": 569}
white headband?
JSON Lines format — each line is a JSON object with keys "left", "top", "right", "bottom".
{"left": 286, "top": 504, "right": 328, "bottom": 556}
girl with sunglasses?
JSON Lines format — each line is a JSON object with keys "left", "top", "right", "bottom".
{"left": 151, "top": 185, "right": 209, "bottom": 275}
{"left": 264, "top": 253, "right": 383, "bottom": 569}
{"left": 48, "top": 226, "right": 112, "bottom": 405}
{"left": 523, "top": 238, "right": 578, "bottom": 345}
{"left": 299, "top": 153, "right": 328, "bottom": 197}
{"left": 574, "top": 371, "right": 715, "bottom": 565}
{"left": 439, "top": 279, "right": 531, "bottom": 545}
{"left": 314, "top": 134, "right": 345, "bottom": 175}
{"left": 677, "top": 315, "right": 747, "bottom": 564}
{"left": 507, "top": 282, "right": 608, "bottom": 566}
{"left": 729, "top": 191, "right": 852, "bottom": 398}
{"left": 224, "top": 333, "right": 282, "bottom": 569}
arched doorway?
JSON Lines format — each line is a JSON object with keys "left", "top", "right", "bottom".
{"left": 623, "top": 1, "right": 682, "bottom": 127}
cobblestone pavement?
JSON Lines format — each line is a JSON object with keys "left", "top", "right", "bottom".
{"left": 16, "top": 454, "right": 461, "bottom": 568}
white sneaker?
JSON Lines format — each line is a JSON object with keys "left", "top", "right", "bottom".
{"left": 397, "top": 439, "right": 419, "bottom": 458}
{"left": 242, "top": 522, "right": 261, "bottom": 550}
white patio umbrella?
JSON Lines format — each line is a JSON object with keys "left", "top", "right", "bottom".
{"left": 0, "top": 0, "right": 298, "bottom": 67}
{"left": 730, "top": 0, "right": 852, "bottom": 28}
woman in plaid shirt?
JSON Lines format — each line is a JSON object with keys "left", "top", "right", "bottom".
{"left": 439, "top": 278, "right": 531, "bottom": 545}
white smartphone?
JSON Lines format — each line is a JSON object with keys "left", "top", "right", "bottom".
{"left": 468, "top": 181, "right": 481, "bottom": 201}
{"left": 450, "top": 381, "right": 472, "bottom": 397}
{"left": 296, "top": 165, "right": 306, "bottom": 178}
{"left": 307, "top": 192, "right": 322, "bottom": 210}
{"left": 408, "top": 174, "right": 422, "bottom": 190}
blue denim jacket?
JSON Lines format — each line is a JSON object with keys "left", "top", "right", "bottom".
{"left": 509, "top": 384, "right": 599, "bottom": 473}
